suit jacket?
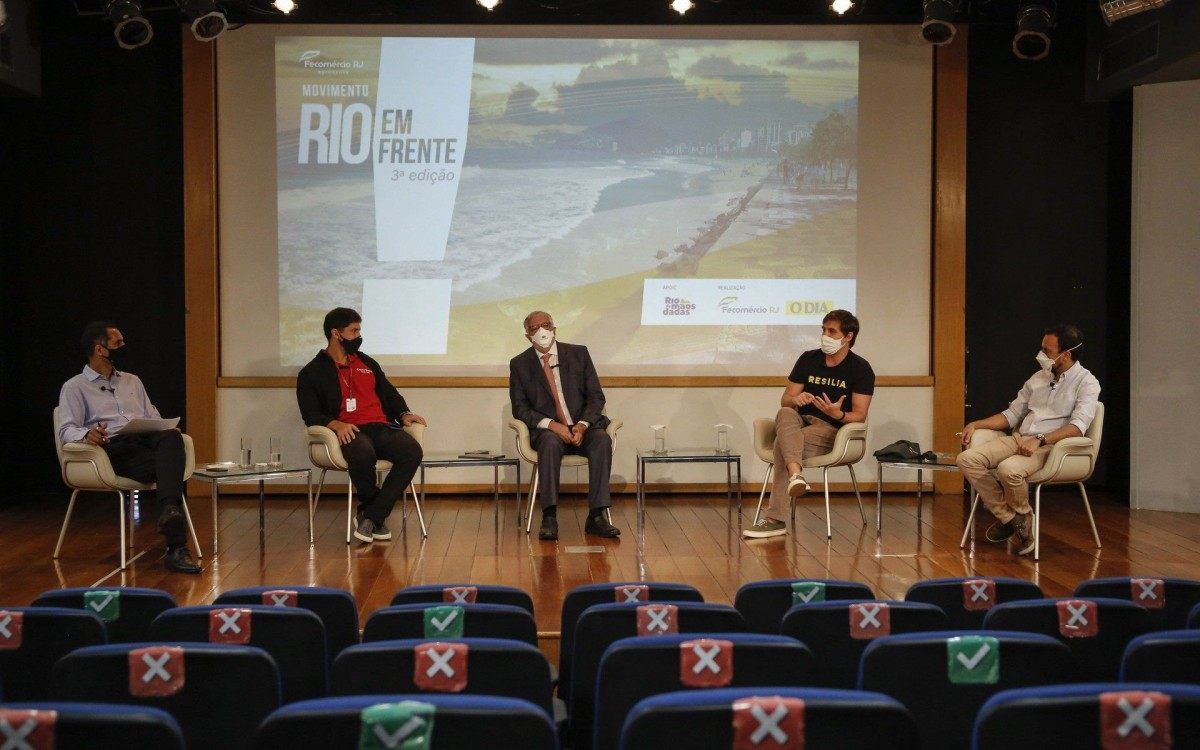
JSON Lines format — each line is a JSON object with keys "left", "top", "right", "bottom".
{"left": 509, "top": 342, "right": 609, "bottom": 432}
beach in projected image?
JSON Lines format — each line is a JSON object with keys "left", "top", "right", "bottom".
{"left": 276, "top": 37, "right": 859, "bottom": 373}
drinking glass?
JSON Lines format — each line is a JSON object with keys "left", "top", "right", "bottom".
{"left": 239, "top": 436, "right": 253, "bottom": 468}
{"left": 269, "top": 436, "right": 282, "bottom": 468}
{"left": 715, "top": 423, "right": 731, "bottom": 454}
{"left": 651, "top": 425, "right": 667, "bottom": 455}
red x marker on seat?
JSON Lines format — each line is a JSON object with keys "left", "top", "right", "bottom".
{"left": 1100, "top": 691, "right": 1172, "bottom": 750}
{"left": 0, "top": 709, "right": 56, "bottom": 750}
{"left": 0, "top": 611, "right": 23, "bottom": 650}
{"left": 680, "top": 639, "right": 733, "bottom": 687}
{"left": 129, "top": 646, "right": 185, "bottom": 697}
{"left": 733, "top": 697, "right": 804, "bottom": 750}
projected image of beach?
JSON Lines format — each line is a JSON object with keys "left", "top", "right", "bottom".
{"left": 276, "top": 37, "right": 859, "bottom": 373}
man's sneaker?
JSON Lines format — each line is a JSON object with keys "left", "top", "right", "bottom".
{"left": 985, "top": 519, "right": 1016, "bottom": 543}
{"left": 787, "top": 474, "right": 810, "bottom": 498}
{"left": 1012, "top": 512, "right": 1036, "bottom": 555}
{"left": 353, "top": 517, "right": 377, "bottom": 544}
{"left": 743, "top": 517, "right": 787, "bottom": 539}
{"left": 356, "top": 511, "right": 392, "bottom": 540}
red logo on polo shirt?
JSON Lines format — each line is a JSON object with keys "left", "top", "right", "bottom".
{"left": 963, "top": 579, "right": 996, "bottom": 611}
{"left": 413, "top": 642, "right": 468, "bottom": 692}
{"left": 1130, "top": 579, "right": 1165, "bottom": 610}
{"left": 1057, "top": 599, "right": 1099, "bottom": 638}
{"left": 680, "top": 639, "right": 733, "bottom": 687}
{"left": 732, "top": 697, "right": 805, "bottom": 750}
{"left": 208, "top": 608, "right": 252, "bottom": 644}
{"left": 262, "top": 590, "right": 298, "bottom": 608}
{"left": 0, "top": 611, "right": 23, "bottom": 650}
{"left": 0, "top": 709, "right": 57, "bottom": 750}
{"left": 1100, "top": 691, "right": 1172, "bottom": 750}
{"left": 443, "top": 586, "right": 477, "bottom": 605}
{"left": 849, "top": 603, "right": 891, "bottom": 640}
{"left": 129, "top": 646, "right": 185, "bottom": 697}
{"left": 637, "top": 604, "right": 678, "bottom": 635}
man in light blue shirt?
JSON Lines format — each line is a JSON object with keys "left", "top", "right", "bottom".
{"left": 956, "top": 323, "right": 1102, "bottom": 555}
{"left": 58, "top": 322, "right": 200, "bottom": 574}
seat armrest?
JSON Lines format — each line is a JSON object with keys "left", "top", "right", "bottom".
{"left": 180, "top": 433, "right": 196, "bottom": 480}
{"left": 604, "top": 419, "right": 623, "bottom": 438}
{"left": 403, "top": 422, "right": 425, "bottom": 445}
{"left": 61, "top": 441, "right": 121, "bottom": 488}
{"left": 306, "top": 425, "right": 347, "bottom": 470}
{"left": 830, "top": 421, "right": 868, "bottom": 463}
{"left": 506, "top": 417, "right": 538, "bottom": 464}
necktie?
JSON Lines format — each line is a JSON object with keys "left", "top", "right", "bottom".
{"left": 541, "top": 353, "right": 570, "bottom": 425}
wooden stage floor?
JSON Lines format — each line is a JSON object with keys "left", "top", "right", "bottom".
{"left": 4, "top": 488, "right": 1199, "bottom": 641}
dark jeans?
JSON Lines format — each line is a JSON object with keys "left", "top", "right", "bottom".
{"left": 532, "top": 427, "right": 612, "bottom": 511}
{"left": 103, "top": 429, "right": 187, "bottom": 547}
{"left": 340, "top": 422, "right": 423, "bottom": 524}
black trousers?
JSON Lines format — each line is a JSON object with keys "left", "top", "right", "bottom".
{"left": 340, "top": 422, "right": 423, "bottom": 524}
{"left": 103, "top": 429, "right": 187, "bottom": 547}
{"left": 532, "top": 427, "right": 612, "bottom": 511}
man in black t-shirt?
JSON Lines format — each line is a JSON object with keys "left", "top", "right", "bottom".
{"left": 744, "top": 309, "right": 876, "bottom": 538}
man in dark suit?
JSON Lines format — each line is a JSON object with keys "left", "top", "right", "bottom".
{"left": 509, "top": 310, "right": 619, "bottom": 541}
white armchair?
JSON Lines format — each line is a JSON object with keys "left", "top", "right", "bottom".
{"left": 306, "top": 422, "right": 426, "bottom": 542}
{"left": 751, "top": 418, "right": 868, "bottom": 539}
{"left": 959, "top": 402, "right": 1105, "bottom": 560}
{"left": 506, "top": 411, "right": 623, "bottom": 533}
{"left": 53, "top": 407, "right": 202, "bottom": 569}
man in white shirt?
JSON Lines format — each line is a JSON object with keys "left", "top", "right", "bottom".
{"left": 956, "top": 324, "right": 1102, "bottom": 555}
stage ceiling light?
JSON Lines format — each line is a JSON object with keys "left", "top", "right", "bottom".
{"left": 1099, "top": 0, "right": 1170, "bottom": 25}
{"left": 921, "top": 0, "right": 960, "bottom": 46}
{"left": 670, "top": 0, "right": 694, "bottom": 14}
{"left": 830, "top": 0, "right": 855, "bottom": 16}
{"left": 1013, "top": 0, "right": 1054, "bottom": 61}
{"left": 272, "top": 0, "right": 296, "bottom": 14}
{"left": 477, "top": 0, "right": 501, "bottom": 9}
{"left": 105, "top": 0, "right": 154, "bottom": 50}
{"left": 180, "top": 0, "right": 228, "bottom": 42}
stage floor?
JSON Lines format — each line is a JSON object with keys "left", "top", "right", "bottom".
{"left": 4, "top": 488, "right": 1199, "bottom": 640}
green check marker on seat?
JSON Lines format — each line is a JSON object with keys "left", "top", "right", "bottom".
{"left": 84, "top": 590, "right": 120, "bottom": 622}
{"left": 947, "top": 635, "right": 999, "bottom": 684}
{"left": 791, "top": 581, "right": 826, "bottom": 604}
{"left": 423, "top": 605, "right": 464, "bottom": 638}
{"left": 359, "top": 701, "right": 435, "bottom": 750}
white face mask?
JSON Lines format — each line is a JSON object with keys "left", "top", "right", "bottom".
{"left": 1036, "top": 342, "right": 1081, "bottom": 372}
{"left": 530, "top": 327, "right": 555, "bottom": 349}
{"left": 820, "top": 334, "right": 845, "bottom": 355}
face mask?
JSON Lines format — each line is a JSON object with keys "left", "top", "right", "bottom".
{"left": 820, "top": 335, "right": 845, "bottom": 355}
{"left": 1036, "top": 342, "right": 1081, "bottom": 372}
{"left": 102, "top": 345, "right": 126, "bottom": 366}
{"left": 340, "top": 335, "right": 363, "bottom": 355}
{"left": 530, "top": 327, "right": 555, "bottom": 349}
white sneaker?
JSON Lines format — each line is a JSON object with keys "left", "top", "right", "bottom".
{"left": 787, "top": 474, "right": 810, "bottom": 498}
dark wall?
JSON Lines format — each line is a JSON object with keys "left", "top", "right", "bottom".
{"left": 0, "top": 3, "right": 185, "bottom": 501}
{"left": 964, "top": 6, "right": 1131, "bottom": 493}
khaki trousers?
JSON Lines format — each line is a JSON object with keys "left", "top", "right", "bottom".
{"left": 767, "top": 408, "right": 838, "bottom": 521}
{"left": 955, "top": 434, "right": 1051, "bottom": 523}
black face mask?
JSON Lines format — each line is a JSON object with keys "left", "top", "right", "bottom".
{"left": 341, "top": 336, "right": 363, "bottom": 355}
{"left": 103, "top": 345, "right": 127, "bottom": 366}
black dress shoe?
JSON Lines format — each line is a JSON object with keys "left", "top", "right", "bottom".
{"left": 164, "top": 546, "right": 201, "bottom": 574}
{"left": 584, "top": 514, "right": 621, "bottom": 538}
{"left": 538, "top": 515, "right": 559, "bottom": 540}
{"left": 157, "top": 505, "right": 186, "bottom": 539}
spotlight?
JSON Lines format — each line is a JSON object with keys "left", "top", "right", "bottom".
{"left": 670, "top": 0, "right": 694, "bottom": 14}
{"left": 1012, "top": 0, "right": 1054, "bottom": 61}
{"left": 179, "top": 0, "right": 228, "bottom": 42}
{"left": 477, "top": 0, "right": 500, "bottom": 8}
{"left": 1099, "top": 0, "right": 1170, "bottom": 25}
{"left": 830, "top": 0, "right": 855, "bottom": 14}
{"left": 272, "top": 0, "right": 296, "bottom": 14}
{"left": 105, "top": 0, "right": 154, "bottom": 50}
{"left": 921, "top": 0, "right": 961, "bottom": 46}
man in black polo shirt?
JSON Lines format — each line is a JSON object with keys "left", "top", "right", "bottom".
{"left": 744, "top": 309, "right": 875, "bottom": 538}
{"left": 296, "top": 307, "right": 425, "bottom": 544}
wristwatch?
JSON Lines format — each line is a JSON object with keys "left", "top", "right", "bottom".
{"left": 1036, "top": 433, "right": 1046, "bottom": 446}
